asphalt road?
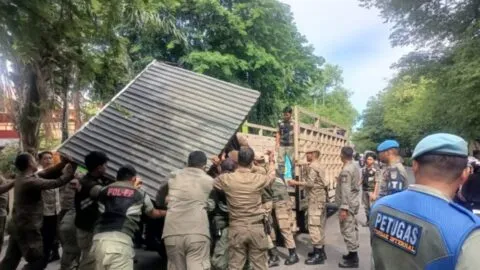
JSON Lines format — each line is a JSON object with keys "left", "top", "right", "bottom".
{"left": 7, "top": 166, "right": 415, "bottom": 270}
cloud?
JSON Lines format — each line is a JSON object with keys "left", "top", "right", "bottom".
{"left": 281, "top": 0, "right": 413, "bottom": 112}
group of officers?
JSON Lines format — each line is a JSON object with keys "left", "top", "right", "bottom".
{"left": 0, "top": 104, "right": 478, "bottom": 270}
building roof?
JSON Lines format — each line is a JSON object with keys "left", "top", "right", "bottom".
{"left": 57, "top": 61, "right": 260, "bottom": 197}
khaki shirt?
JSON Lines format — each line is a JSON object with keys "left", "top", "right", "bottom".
{"left": 162, "top": 167, "right": 214, "bottom": 239}
{"left": 335, "top": 161, "right": 361, "bottom": 214}
{"left": 214, "top": 167, "right": 275, "bottom": 226}
{"left": 305, "top": 160, "right": 327, "bottom": 203}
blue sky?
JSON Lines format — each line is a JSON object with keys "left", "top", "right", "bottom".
{"left": 280, "top": 0, "right": 412, "bottom": 113}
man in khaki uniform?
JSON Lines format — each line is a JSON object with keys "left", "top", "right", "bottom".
{"left": 289, "top": 147, "right": 327, "bottom": 265}
{"left": 335, "top": 146, "right": 361, "bottom": 268}
{"left": 214, "top": 147, "right": 275, "bottom": 270}
{"left": 252, "top": 155, "right": 278, "bottom": 267}
{"left": 162, "top": 151, "right": 214, "bottom": 270}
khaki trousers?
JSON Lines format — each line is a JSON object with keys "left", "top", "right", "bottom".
{"left": 273, "top": 201, "right": 296, "bottom": 249}
{"left": 228, "top": 224, "right": 268, "bottom": 270}
{"left": 91, "top": 232, "right": 134, "bottom": 270}
{"left": 76, "top": 228, "right": 95, "bottom": 270}
{"left": 164, "top": 234, "right": 211, "bottom": 270}
{"left": 308, "top": 201, "right": 327, "bottom": 248}
{"left": 339, "top": 211, "right": 359, "bottom": 252}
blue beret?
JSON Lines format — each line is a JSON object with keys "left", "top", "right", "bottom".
{"left": 377, "top": 140, "right": 400, "bottom": 152}
{"left": 412, "top": 133, "right": 468, "bottom": 159}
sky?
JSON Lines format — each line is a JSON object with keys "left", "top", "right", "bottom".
{"left": 280, "top": 0, "right": 412, "bottom": 113}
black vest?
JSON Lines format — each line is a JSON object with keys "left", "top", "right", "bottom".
{"left": 74, "top": 174, "right": 112, "bottom": 232}
{"left": 95, "top": 183, "right": 144, "bottom": 238}
{"left": 278, "top": 120, "right": 294, "bottom": 146}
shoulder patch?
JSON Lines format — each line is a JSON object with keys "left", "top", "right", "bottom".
{"left": 372, "top": 211, "right": 422, "bottom": 255}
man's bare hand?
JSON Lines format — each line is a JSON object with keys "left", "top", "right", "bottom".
{"left": 211, "top": 156, "right": 221, "bottom": 166}
{"left": 266, "top": 150, "right": 275, "bottom": 161}
{"left": 339, "top": 209, "right": 348, "bottom": 222}
{"left": 134, "top": 177, "right": 143, "bottom": 189}
{"left": 62, "top": 164, "right": 74, "bottom": 177}
{"left": 369, "top": 192, "right": 377, "bottom": 202}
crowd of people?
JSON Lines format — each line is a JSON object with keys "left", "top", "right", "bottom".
{"left": 0, "top": 104, "right": 478, "bottom": 270}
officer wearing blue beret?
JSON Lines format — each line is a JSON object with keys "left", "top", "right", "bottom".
{"left": 376, "top": 140, "right": 408, "bottom": 198}
{"left": 370, "top": 133, "right": 480, "bottom": 270}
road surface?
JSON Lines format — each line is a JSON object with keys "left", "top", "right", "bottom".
{"left": 4, "top": 166, "right": 414, "bottom": 270}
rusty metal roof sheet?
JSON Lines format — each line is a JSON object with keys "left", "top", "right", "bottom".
{"left": 57, "top": 61, "right": 260, "bottom": 197}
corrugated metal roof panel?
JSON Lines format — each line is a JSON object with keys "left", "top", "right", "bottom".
{"left": 57, "top": 61, "right": 260, "bottom": 197}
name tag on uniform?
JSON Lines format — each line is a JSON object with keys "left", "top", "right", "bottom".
{"left": 373, "top": 211, "right": 422, "bottom": 255}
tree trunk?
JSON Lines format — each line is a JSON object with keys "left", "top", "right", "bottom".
{"left": 73, "top": 91, "right": 82, "bottom": 131}
{"left": 61, "top": 89, "right": 69, "bottom": 142}
{"left": 19, "top": 65, "right": 43, "bottom": 152}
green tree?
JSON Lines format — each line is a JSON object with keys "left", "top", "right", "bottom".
{"left": 0, "top": 0, "right": 180, "bottom": 150}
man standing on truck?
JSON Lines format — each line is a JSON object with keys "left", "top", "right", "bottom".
{"left": 90, "top": 165, "right": 166, "bottom": 269}
{"left": 289, "top": 147, "right": 328, "bottom": 265}
{"left": 276, "top": 106, "right": 295, "bottom": 179}
{"left": 75, "top": 151, "right": 111, "bottom": 270}
{"left": 214, "top": 147, "right": 276, "bottom": 270}
{"left": 162, "top": 151, "right": 214, "bottom": 270}
{"left": 377, "top": 140, "right": 408, "bottom": 198}
{"left": 336, "top": 146, "right": 361, "bottom": 268}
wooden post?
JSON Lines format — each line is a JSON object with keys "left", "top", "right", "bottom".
{"left": 293, "top": 106, "right": 299, "bottom": 174}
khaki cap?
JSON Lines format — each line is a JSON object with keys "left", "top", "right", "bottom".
{"left": 305, "top": 147, "right": 320, "bottom": 153}
{"left": 255, "top": 154, "right": 266, "bottom": 162}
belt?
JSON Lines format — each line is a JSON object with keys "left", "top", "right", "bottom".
{"left": 229, "top": 219, "right": 263, "bottom": 227}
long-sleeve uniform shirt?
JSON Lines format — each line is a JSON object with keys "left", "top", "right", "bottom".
{"left": 335, "top": 161, "right": 361, "bottom": 214}
{"left": 13, "top": 171, "right": 73, "bottom": 231}
{"left": 214, "top": 167, "right": 275, "bottom": 226}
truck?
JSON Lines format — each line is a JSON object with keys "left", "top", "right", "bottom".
{"left": 239, "top": 106, "right": 348, "bottom": 233}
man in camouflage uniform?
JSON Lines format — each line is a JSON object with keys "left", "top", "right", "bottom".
{"left": 289, "top": 147, "right": 327, "bottom": 265}
{"left": 276, "top": 106, "right": 295, "bottom": 179}
{"left": 377, "top": 140, "right": 408, "bottom": 198}
{"left": 214, "top": 147, "right": 276, "bottom": 270}
{"left": 270, "top": 171, "right": 298, "bottom": 266}
{"left": 335, "top": 146, "right": 361, "bottom": 268}
{"left": 0, "top": 153, "right": 75, "bottom": 270}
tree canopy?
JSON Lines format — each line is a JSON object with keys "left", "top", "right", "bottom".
{"left": 1, "top": 0, "right": 358, "bottom": 151}
{"left": 354, "top": 0, "right": 480, "bottom": 153}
